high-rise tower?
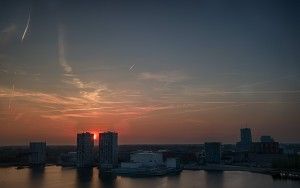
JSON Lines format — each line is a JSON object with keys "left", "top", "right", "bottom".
{"left": 236, "top": 128, "right": 252, "bottom": 152}
{"left": 77, "top": 132, "right": 94, "bottom": 168}
{"left": 99, "top": 131, "right": 118, "bottom": 169}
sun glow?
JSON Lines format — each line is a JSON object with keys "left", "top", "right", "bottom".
{"left": 93, "top": 134, "right": 97, "bottom": 140}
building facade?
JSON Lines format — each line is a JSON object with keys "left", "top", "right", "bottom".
{"left": 236, "top": 128, "right": 253, "bottom": 152}
{"left": 121, "top": 151, "right": 164, "bottom": 168}
{"left": 165, "top": 158, "right": 180, "bottom": 169}
{"left": 205, "top": 142, "right": 221, "bottom": 164}
{"left": 251, "top": 142, "right": 280, "bottom": 154}
{"left": 77, "top": 132, "right": 94, "bottom": 168}
{"left": 29, "top": 142, "right": 46, "bottom": 167}
{"left": 99, "top": 131, "right": 118, "bottom": 168}
{"left": 260, "top": 135, "right": 274, "bottom": 143}
{"left": 60, "top": 152, "right": 77, "bottom": 167}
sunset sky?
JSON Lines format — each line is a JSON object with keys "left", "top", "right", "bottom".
{"left": 0, "top": 0, "right": 299, "bottom": 145}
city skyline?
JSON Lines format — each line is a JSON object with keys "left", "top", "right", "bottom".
{"left": 0, "top": 0, "right": 300, "bottom": 145}
{"left": 0, "top": 128, "right": 289, "bottom": 146}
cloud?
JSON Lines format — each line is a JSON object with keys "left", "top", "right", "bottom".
{"left": 58, "top": 26, "right": 73, "bottom": 75}
{"left": 237, "top": 75, "right": 298, "bottom": 89}
{"left": 138, "top": 71, "right": 188, "bottom": 83}
{"left": 0, "top": 24, "right": 17, "bottom": 45}
{"left": 57, "top": 25, "right": 109, "bottom": 102}
{"left": 0, "top": 86, "right": 79, "bottom": 105}
{"left": 80, "top": 88, "right": 103, "bottom": 101}
{"left": 1, "top": 83, "right": 176, "bottom": 122}
{"left": 2, "top": 24, "right": 17, "bottom": 33}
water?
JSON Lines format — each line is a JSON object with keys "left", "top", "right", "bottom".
{"left": 0, "top": 166, "right": 299, "bottom": 188}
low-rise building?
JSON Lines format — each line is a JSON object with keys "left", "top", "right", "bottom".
{"left": 260, "top": 136, "right": 274, "bottom": 143}
{"left": 205, "top": 142, "right": 221, "bottom": 164}
{"left": 121, "top": 151, "right": 163, "bottom": 168}
{"left": 248, "top": 153, "right": 288, "bottom": 167}
{"left": 251, "top": 142, "right": 280, "bottom": 154}
{"left": 165, "top": 158, "right": 180, "bottom": 169}
{"left": 116, "top": 151, "right": 182, "bottom": 177}
{"left": 60, "top": 152, "right": 77, "bottom": 167}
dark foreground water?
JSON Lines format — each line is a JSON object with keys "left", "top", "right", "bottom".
{"left": 0, "top": 166, "right": 299, "bottom": 188}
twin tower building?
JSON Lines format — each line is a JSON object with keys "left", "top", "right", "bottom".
{"left": 77, "top": 131, "right": 118, "bottom": 169}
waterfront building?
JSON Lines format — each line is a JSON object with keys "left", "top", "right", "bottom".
{"left": 165, "top": 158, "right": 180, "bottom": 169}
{"left": 121, "top": 151, "right": 164, "bottom": 168}
{"left": 205, "top": 142, "right": 221, "bottom": 164}
{"left": 241, "top": 128, "right": 252, "bottom": 143}
{"left": 77, "top": 132, "right": 94, "bottom": 168}
{"left": 281, "top": 144, "right": 297, "bottom": 155}
{"left": 236, "top": 128, "right": 252, "bottom": 152}
{"left": 59, "top": 152, "right": 77, "bottom": 167}
{"left": 29, "top": 142, "right": 46, "bottom": 167}
{"left": 116, "top": 151, "right": 181, "bottom": 177}
{"left": 260, "top": 135, "right": 274, "bottom": 143}
{"left": 99, "top": 131, "right": 118, "bottom": 169}
{"left": 248, "top": 153, "right": 287, "bottom": 167}
{"left": 251, "top": 142, "right": 280, "bottom": 154}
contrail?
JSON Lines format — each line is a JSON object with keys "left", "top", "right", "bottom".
{"left": 129, "top": 64, "right": 135, "bottom": 71}
{"left": 21, "top": 10, "right": 31, "bottom": 42}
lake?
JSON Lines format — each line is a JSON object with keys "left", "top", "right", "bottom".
{"left": 0, "top": 166, "right": 299, "bottom": 188}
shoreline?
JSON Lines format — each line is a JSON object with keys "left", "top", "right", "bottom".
{"left": 1, "top": 163, "right": 298, "bottom": 175}
{"left": 1, "top": 164, "right": 299, "bottom": 180}
{"left": 0, "top": 163, "right": 296, "bottom": 172}
{"left": 183, "top": 164, "right": 300, "bottom": 180}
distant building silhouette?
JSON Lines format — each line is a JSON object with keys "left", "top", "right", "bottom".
{"left": 60, "top": 152, "right": 77, "bottom": 167}
{"left": 260, "top": 135, "right": 274, "bottom": 143}
{"left": 205, "top": 142, "right": 221, "bottom": 164}
{"left": 252, "top": 136, "right": 279, "bottom": 154}
{"left": 236, "top": 128, "right": 252, "bottom": 152}
{"left": 122, "top": 151, "right": 164, "bottom": 168}
{"left": 99, "top": 131, "right": 118, "bottom": 169}
{"left": 251, "top": 142, "right": 280, "bottom": 154}
{"left": 77, "top": 132, "right": 94, "bottom": 168}
{"left": 241, "top": 128, "right": 252, "bottom": 143}
{"left": 29, "top": 142, "right": 46, "bottom": 167}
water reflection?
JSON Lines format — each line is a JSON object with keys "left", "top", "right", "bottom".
{"left": 1, "top": 166, "right": 299, "bottom": 188}
{"left": 205, "top": 170, "right": 224, "bottom": 188}
{"left": 99, "top": 169, "right": 117, "bottom": 188}
{"left": 165, "top": 173, "right": 181, "bottom": 188}
{"left": 76, "top": 168, "right": 93, "bottom": 188}
{"left": 29, "top": 167, "right": 45, "bottom": 188}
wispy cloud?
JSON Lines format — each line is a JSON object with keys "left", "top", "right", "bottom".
{"left": 0, "top": 83, "right": 177, "bottom": 122}
{"left": 0, "top": 24, "right": 17, "bottom": 46}
{"left": 58, "top": 25, "right": 109, "bottom": 102}
{"left": 191, "top": 90, "right": 300, "bottom": 96}
{"left": 138, "top": 71, "right": 188, "bottom": 83}
{"left": 237, "top": 75, "right": 299, "bottom": 89}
